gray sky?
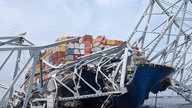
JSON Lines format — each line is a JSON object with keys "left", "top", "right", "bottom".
{"left": 1, "top": 0, "right": 177, "bottom": 97}
{"left": 0, "top": 0, "right": 148, "bottom": 45}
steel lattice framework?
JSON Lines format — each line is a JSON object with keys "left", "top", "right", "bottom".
{"left": 128, "top": 0, "right": 192, "bottom": 103}
{"left": 0, "top": 0, "right": 192, "bottom": 108}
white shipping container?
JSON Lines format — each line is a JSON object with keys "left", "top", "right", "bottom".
{"left": 80, "top": 44, "right": 85, "bottom": 49}
{"left": 79, "top": 37, "right": 83, "bottom": 43}
{"left": 92, "top": 47, "right": 102, "bottom": 52}
{"left": 66, "top": 55, "right": 74, "bottom": 61}
{"left": 45, "top": 56, "right": 49, "bottom": 62}
{"left": 74, "top": 43, "right": 80, "bottom": 49}
{"left": 67, "top": 42, "right": 74, "bottom": 49}
{"left": 53, "top": 47, "right": 58, "bottom": 53}
{"left": 74, "top": 49, "right": 80, "bottom": 54}
{"left": 80, "top": 49, "right": 85, "bottom": 54}
{"left": 93, "top": 42, "right": 101, "bottom": 47}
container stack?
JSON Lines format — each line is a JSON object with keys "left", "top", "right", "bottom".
{"left": 24, "top": 35, "right": 123, "bottom": 90}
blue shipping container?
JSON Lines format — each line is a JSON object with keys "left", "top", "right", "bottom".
{"left": 66, "top": 48, "right": 74, "bottom": 55}
{"left": 49, "top": 57, "right": 53, "bottom": 62}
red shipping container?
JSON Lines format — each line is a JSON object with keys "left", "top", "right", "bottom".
{"left": 115, "top": 40, "right": 123, "bottom": 45}
{"left": 83, "top": 35, "right": 93, "bottom": 42}
{"left": 58, "top": 58, "right": 65, "bottom": 63}
{"left": 52, "top": 58, "right": 58, "bottom": 65}
{"left": 74, "top": 55, "right": 81, "bottom": 60}
{"left": 101, "top": 39, "right": 107, "bottom": 44}
{"left": 84, "top": 51, "right": 90, "bottom": 55}
{"left": 52, "top": 52, "right": 58, "bottom": 59}
{"left": 43, "top": 73, "right": 48, "bottom": 81}
{"left": 83, "top": 41, "right": 91, "bottom": 45}
{"left": 67, "top": 36, "right": 75, "bottom": 39}
{"left": 96, "top": 36, "right": 105, "bottom": 42}
{"left": 58, "top": 52, "right": 66, "bottom": 58}
{"left": 85, "top": 47, "right": 91, "bottom": 52}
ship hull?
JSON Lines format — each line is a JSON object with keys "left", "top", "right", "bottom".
{"left": 79, "top": 64, "right": 174, "bottom": 108}
{"left": 111, "top": 64, "right": 174, "bottom": 108}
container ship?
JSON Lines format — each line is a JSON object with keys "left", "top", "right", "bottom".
{"left": 22, "top": 35, "right": 174, "bottom": 108}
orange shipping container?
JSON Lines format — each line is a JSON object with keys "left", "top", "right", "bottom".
{"left": 115, "top": 40, "right": 123, "bottom": 45}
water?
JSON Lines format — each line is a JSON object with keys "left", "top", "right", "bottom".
{"left": 144, "top": 96, "right": 192, "bottom": 108}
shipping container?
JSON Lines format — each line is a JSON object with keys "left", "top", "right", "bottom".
{"left": 58, "top": 46, "right": 66, "bottom": 52}
{"left": 53, "top": 52, "right": 58, "bottom": 59}
{"left": 52, "top": 58, "right": 58, "bottom": 65}
{"left": 66, "top": 55, "right": 74, "bottom": 61}
{"left": 67, "top": 42, "right": 74, "bottom": 49}
{"left": 58, "top": 58, "right": 65, "bottom": 64}
{"left": 62, "top": 36, "right": 67, "bottom": 40}
{"left": 83, "top": 35, "right": 93, "bottom": 42}
{"left": 96, "top": 36, "right": 105, "bottom": 42}
{"left": 79, "top": 37, "right": 83, "bottom": 43}
{"left": 66, "top": 48, "right": 74, "bottom": 55}
{"left": 36, "top": 68, "right": 40, "bottom": 73}
{"left": 79, "top": 44, "right": 85, "bottom": 49}
{"left": 74, "top": 55, "right": 81, "bottom": 60}
{"left": 74, "top": 43, "right": 80, "bottom": 49}
{"left": 85, "top": 47, "right": 91, "bottom": 52}
{"left": 58, "top": 52, "right": 66, "bottom": 58}
{"left": 115, "top": 40, "right": 123, "bottom": 45}
{"left": 84, "top": 51, "right": 90, "bottom": 55}
{"left": 56, "top": 37, "right": 62, "bottom": 42}
{"left": 106, "top": 39, "right": 115, "bottom": 45}
{"left": 59, "top": 44, "right": 67, "bottom": 47}
{"left": 80, "top": 49, "right": 85, "bottom": 55}
{"left": 74, "top": 49, "right": 80, "bottom": 54}
{"left": 49, "top": 57, "right": 53, "bottom": 62}
{"left": 43, "top": 73, "right": 48, "bottom": 81}
{"left": 93, "top": 42, "right": 101, "bottom": 47}
{"left": 92, "top": 39, "right": 96, "bottom": 44}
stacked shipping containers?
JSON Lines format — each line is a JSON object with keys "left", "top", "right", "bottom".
{"left": 24, "top": 35, "right": 123, "bottom": 90}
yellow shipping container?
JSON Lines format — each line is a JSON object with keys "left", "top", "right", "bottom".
{"left": 49, "top": 48, "right": 54, "bottom": 53}
{"left": 36, "top": 68, "right": 40, "bottom": 73}
{"left": 56, "top": 37, "right": 63, "bottom": 42}
{"left": 106, "top": 40, "right": 115, "bottom": 45}
{"left": 42, "top": 54, "right": 47, "bottom": 59}
{"left": 62, "top": 36, "right": 68, "bottom": 40}
{"left": 92, "top": 39, "right": 96, "bottom": 44}
{"left": 59, "top": 44, "right": 67, "bottom": 47}
{"left": 58, "top": 46, "right": 66, "bottom": 52}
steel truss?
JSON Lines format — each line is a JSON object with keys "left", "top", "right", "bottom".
{"left": 128, "top": 0, "right": 192, "bottom": 103}
{"left": 0, "top": 34, "right": 79, "bottom": 108}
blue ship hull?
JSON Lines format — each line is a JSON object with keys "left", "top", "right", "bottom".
{"left": 111, "top": 64, "right": 174, "bottom": 108}
{"left": 58, "top": 64, "right": 174, "bottom": 108}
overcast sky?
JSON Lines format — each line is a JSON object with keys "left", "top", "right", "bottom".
{"left": 1, "top": 0, "right": 178, "bottom": 97}
{"left": 0, "top": 0, "right": 148, "bottom": 45}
